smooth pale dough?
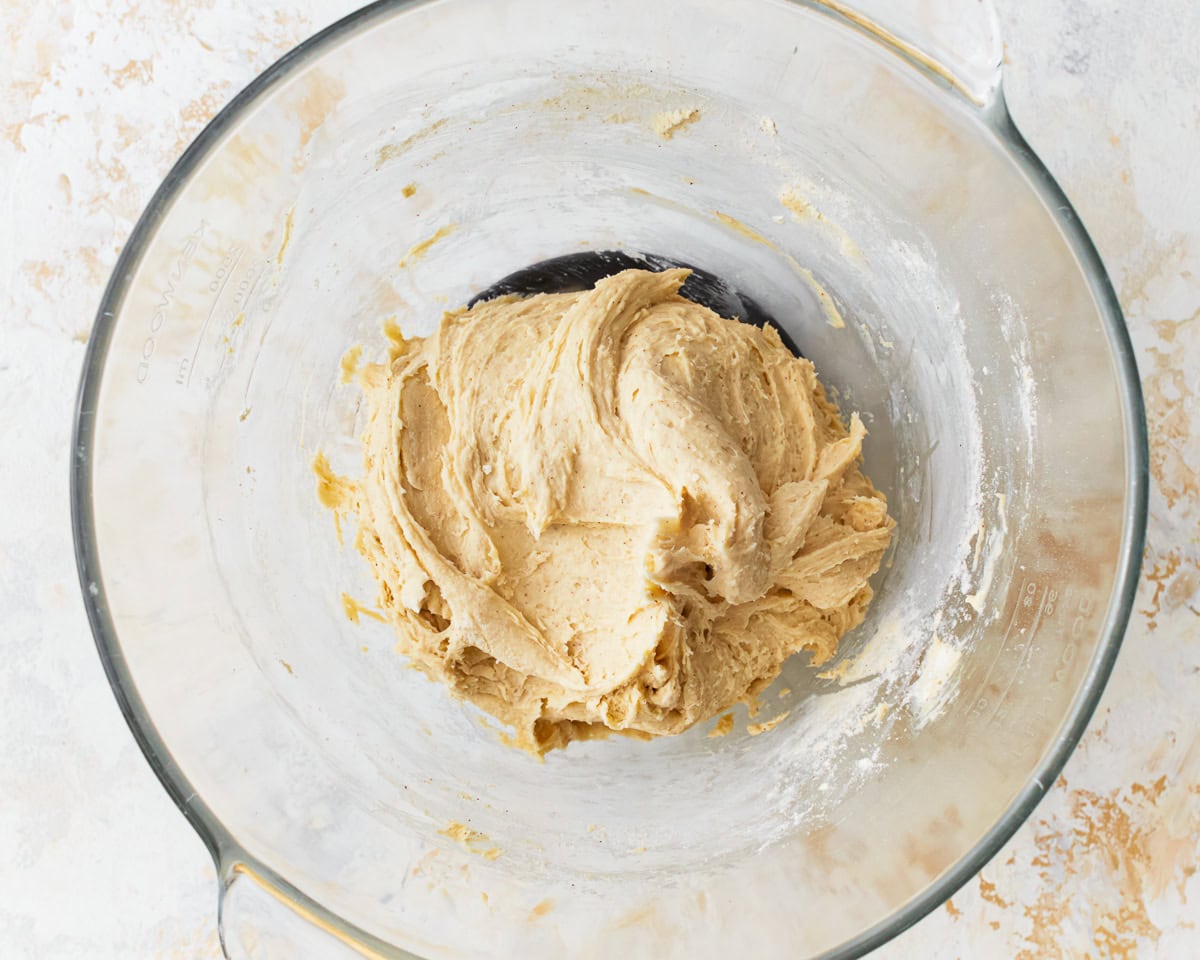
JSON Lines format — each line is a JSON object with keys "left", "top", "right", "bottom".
{"left": 342, "top": 268, "right": 893, "bottom": 754}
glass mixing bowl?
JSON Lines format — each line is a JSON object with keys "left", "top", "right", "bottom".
{"left": 72, "top": 0, "right": 1147, "bottom": 957}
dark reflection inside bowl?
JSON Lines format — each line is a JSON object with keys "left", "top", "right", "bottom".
{"left": 470, "top": 250, "right": 804, "bottom": 358}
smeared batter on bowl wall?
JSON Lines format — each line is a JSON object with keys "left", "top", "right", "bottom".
{"left": 321, "top": 268, "right": 893, "bottom": 754}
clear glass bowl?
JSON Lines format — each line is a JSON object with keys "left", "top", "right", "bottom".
{"left": 72, "top": 1, "right": 1147, "bottom": 957}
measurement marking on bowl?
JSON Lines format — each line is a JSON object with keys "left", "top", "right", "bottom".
{"left": 186, "top": 245, "right": 243, "bottom": 387}
{"left": 179, "top": 256, "right": 267, "bottom": 390}
{"left": 967, "top": 579, "right": 1066, "bottom": 727}
{"left": 968, "top": 584, "right": 1027, "bottom": 700}
{"left": 231, "top": 259, "right": 266, "bottom": 312}
{"left": 1053, "top": 593, "right": 1094, "bottom": 685}
{"left": 137, "top": 220, "right": 207, "bottom": 385}
{"left": 987, "top": 582, "right": 1056, "bottom": 724}
{"left": 235, "top": 258, "right": 277, "bottom": 405}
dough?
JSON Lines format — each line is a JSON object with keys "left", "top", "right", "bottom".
{"left": 334, "top": 268, "right": 893, "bottom": 754}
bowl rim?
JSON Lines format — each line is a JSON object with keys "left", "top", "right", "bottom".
{"left": 70, "top": 1, "right": 1149, "bottom": 956}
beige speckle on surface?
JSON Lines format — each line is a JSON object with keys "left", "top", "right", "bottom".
{"left": 707, "top": 712, "right": 735, "bottom": 738}
{"left": 339, "top": 343, "right": 363, "bottom": 383}
{"left": 652, "top": 107, "right": 700, "bottom": 140}
{"left": 438, "top": 821, "right": 503, "bottom": 861}
{"left": 780, "top": 188, "right": 823, "bottom": 222}
{"left": 376, "top": 117, "right": 449, "bottom": 168}
{"left": 288, "top": 68, "right": 345, "bottom": 170}
{"left": 713, "top": 210, "right": 772, "bottom": 246}
{"left": 399, "top": 222, "right": 456, "bottom": 268}
{"left": 746, "top": 711, "right": 790, "bottom": 736}
{"left": 339, "top": 592, "right": 384, "bottom": 625}
{"left": 275, "top": 206, "right": 295, "bottom": 264}
{"left": 312, "top": 451, "right": 354, "bottom": 512}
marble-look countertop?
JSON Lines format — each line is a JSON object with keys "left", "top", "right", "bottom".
{"left": 2, "top": 1, "right": 1197, "bottom": 957}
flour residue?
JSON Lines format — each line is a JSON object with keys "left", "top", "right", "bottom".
{"left": 965, "top": 493, "right": 1008, "bottom": 614}
{"left": 906, "top": 633, "right": 963, "bottom": 728}
{"left": 818, "top": 611, "right": 919, "bottom": 686}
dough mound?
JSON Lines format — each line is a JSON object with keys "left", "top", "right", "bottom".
{"left": 345, "top": 268, "right": 893, "bottom": 753}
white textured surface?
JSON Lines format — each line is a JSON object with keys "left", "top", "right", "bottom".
{"left": 1, "top": 1, "right": 1197, "bottom": 957}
